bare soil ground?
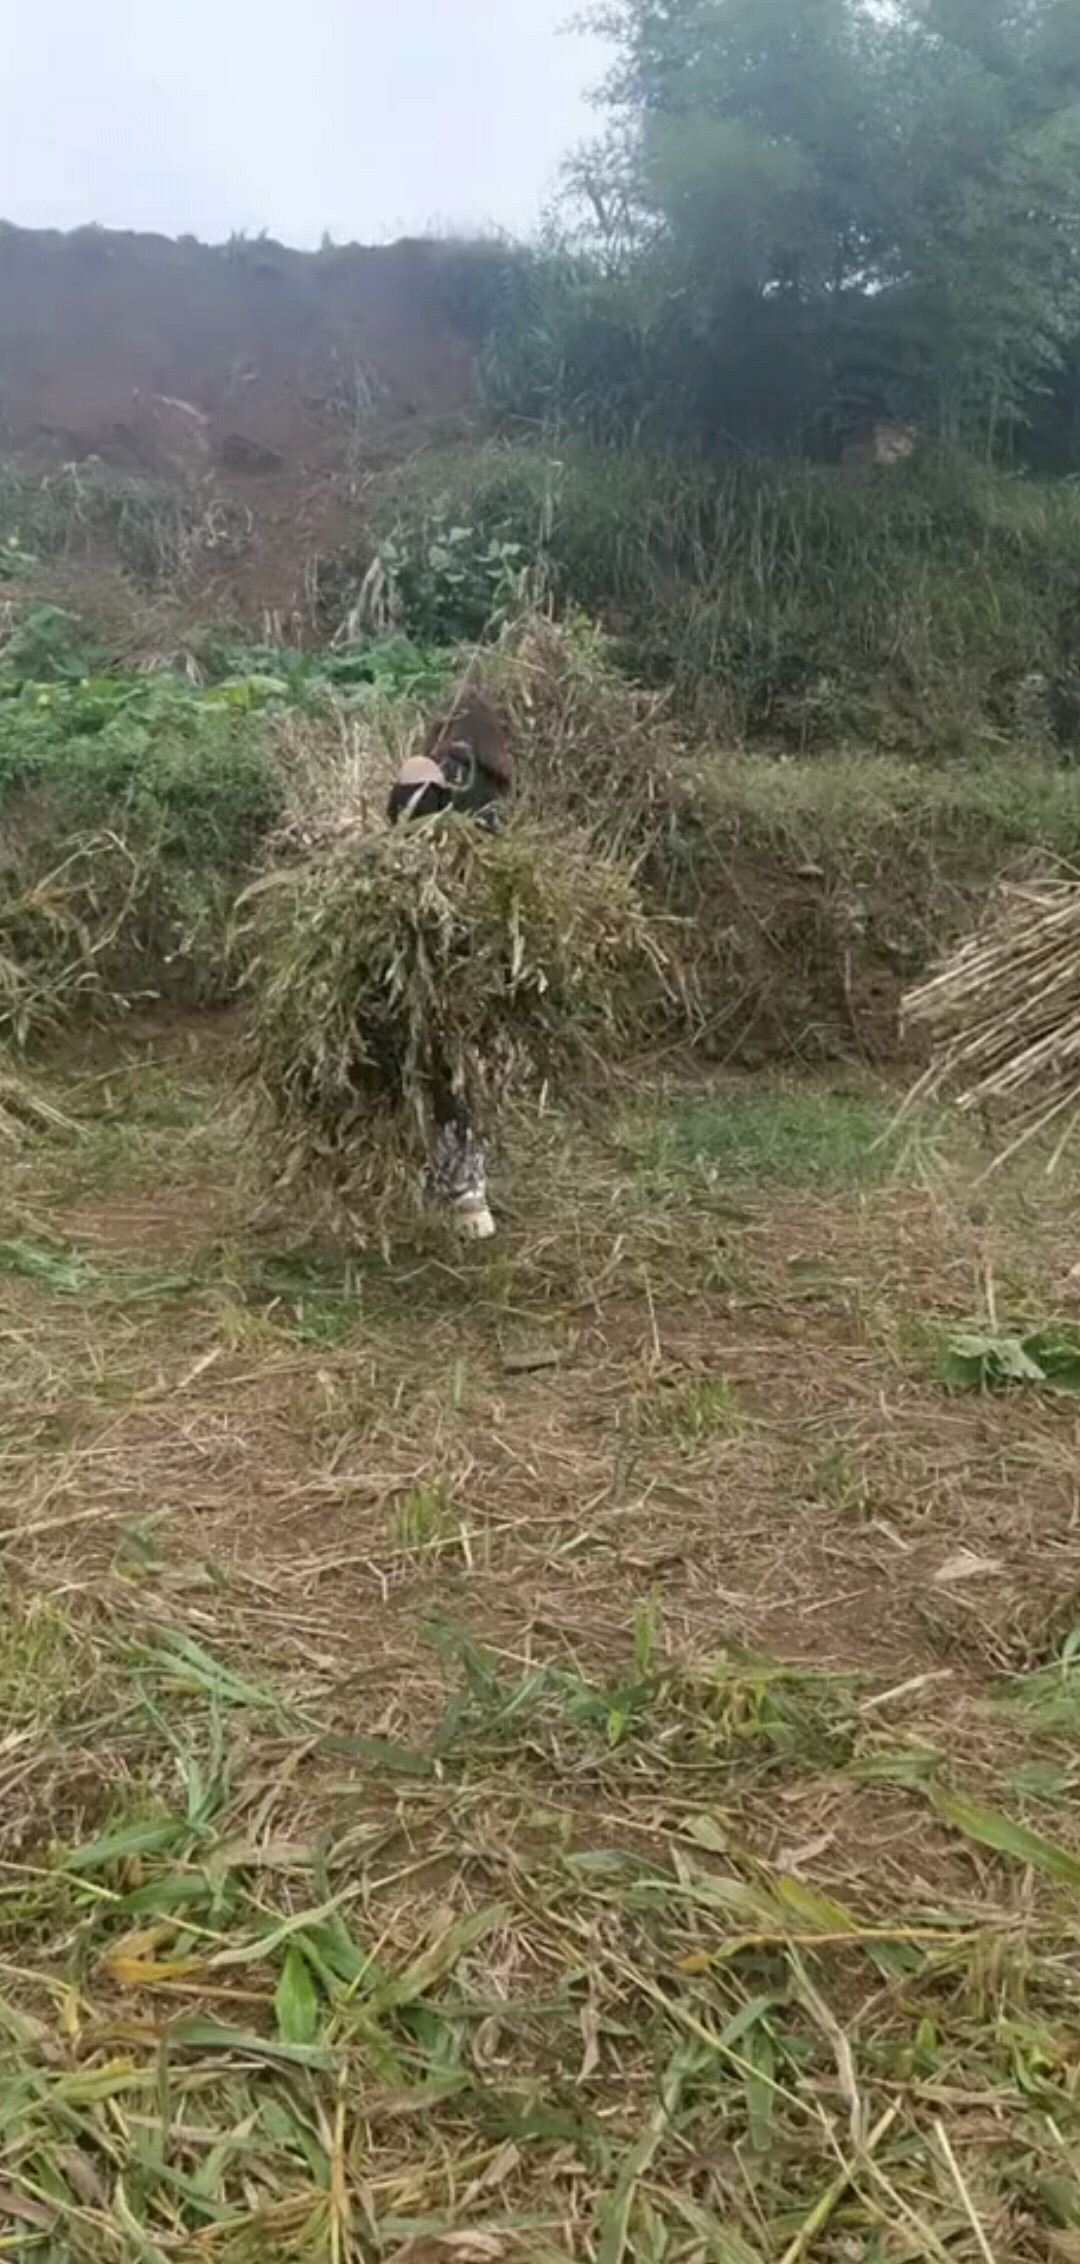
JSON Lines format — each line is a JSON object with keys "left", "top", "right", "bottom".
{"left": 0, "top": 225, "right": 487, "bottom": 626}
{"left": 3, "top": 1018, "right": 1080, "bottom": 2261}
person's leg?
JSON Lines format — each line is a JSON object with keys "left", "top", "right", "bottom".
{"left": 430, "top": 1093, "right": 495, "bottom": 1239}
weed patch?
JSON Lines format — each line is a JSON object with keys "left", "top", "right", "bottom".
{"left": 631, "top": 1087, "right": 914, "bottom": 1189}
{"left": 0, "top": 459, "right": 251, "bottom": 587}
{"left": 0, "top": 670, "right": 284, "bottom": 1038}
{"left": 6, "top": 1611, "right": 1080, "bottom": 2260}
{"left": 367, "top": 441, "right": 1080, "bottom": 754}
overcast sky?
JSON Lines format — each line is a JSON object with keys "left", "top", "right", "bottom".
{"left": 0, "top": 1, "right": 612, "bottom": 246}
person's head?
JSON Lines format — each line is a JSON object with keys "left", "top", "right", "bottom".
{"left": 386, "top": 755, "right": 453, "bottom": 826}
{"left": 424, "top": 689, "right": 514, "bottom": 822}
{"left": 389, "top": 691, "right": 515, "bottom": 829}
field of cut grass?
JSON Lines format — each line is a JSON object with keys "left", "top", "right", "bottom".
{"left": 3, "top": 1022, "right": 1080, "bottom": 2262}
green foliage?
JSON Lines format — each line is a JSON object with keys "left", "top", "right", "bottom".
{"left": 196, "top": 630, "right": 455, "bottom": 711}
{"left": 938, "top": 1324, "right": 1080, "bottom": 1393}
{"left": 0, "top": 672, "right": 280, "bottom": 861}
{"left": 637, "top": 1368, "right": 747, "bottom": 1449}
{"left": 381, "top": 439, "right": 1080, "bottom": 749}
{"left": 0, "top": 532, "right": 36, "bottom": 582}
{"left": 0, "top": 666, "right": 284, "bottom": 1040}
{"left": 3, "top": 604, "right": 106, "bottom": 682}
{"left": 486, "top": 0, "right": 1080, "bottom": 461}
{"left": 363, "top": 507, "right": 527, "bottom": 644}
{"left": 0, "top": 624, "right": 463, "bottom": 1040}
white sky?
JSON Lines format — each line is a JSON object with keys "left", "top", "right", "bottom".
{"left": 0, "top": 0, "right": 612, "bottom": 246}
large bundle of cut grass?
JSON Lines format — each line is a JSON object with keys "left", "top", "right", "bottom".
{"left": 243, "top": 812, "right": 671, "bottom": 1204}
{"left": 902, "top": 878, "right": 1080, "bottom": 1157}
{"left": 482, "top": 610, "right": 686, "bottom": 842}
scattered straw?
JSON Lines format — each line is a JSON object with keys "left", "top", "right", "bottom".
{"left": 2, "top": 1019, "right": 1080, "bottom": 2258}
{"left": 901, "top": 878, "right": 1080, "bottom": 1163}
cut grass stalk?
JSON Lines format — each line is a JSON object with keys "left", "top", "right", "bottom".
{"left": 902, "top": 878, "right": 1080, "bottom": 1166}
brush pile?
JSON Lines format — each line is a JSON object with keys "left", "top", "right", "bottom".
{"left": 243, "top": 812, "right": 670, "bottom": 1204}
{"left": 483, "top": 612, "right": 685, "bottom": 841}
{"left": 902, "top": 878, "right": 1080, "bottom": 1153}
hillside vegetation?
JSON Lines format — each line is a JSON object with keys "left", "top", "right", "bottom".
{"left": 4, "top": 575, "right": 1080, "bottom": 1068}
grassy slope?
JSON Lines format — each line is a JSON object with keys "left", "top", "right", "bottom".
{"left": 3, "top": 1023, "right": 1080, "bottom": 2260}
{"left": 9, "top": 448, "right": 1080, "bottom": 1066}
{"left": 365, "top": 440, "right": 1080, "bottom": 753}
{"left": 10, "top": 439, "right": 1080, "bottom": 756}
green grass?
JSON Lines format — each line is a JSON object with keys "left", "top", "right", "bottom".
{"left": 996, "top": 1633, "right": 1080, "bottom": 1739}
{"left": 6, "top": 1614, "right": 1080, "bottom": 2261}
{"left": 632, "top": 1087, "right": 924, "bottom": 1189}
{"left": 636, "top": 1367, "right": 748, "bottom": 1449}
{"left": 366, "top": 438, "right": 1080, "bottom": 751}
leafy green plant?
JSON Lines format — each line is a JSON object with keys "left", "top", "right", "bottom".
{"left": 0, "top": 667, "right": 285, "bottom": 1038}
{"left": 195, "top": 630, "right": 454, "bottom": 711}
{"left": 938, "top": 1325, "right": 1080, "bottom": 1394}
{"left": 366, "top": 507, "right": 525, "bottom": 643}
{"left": 0, "top": 532, "right": 36, "bottom": 581}
{"left": 2, "top": 604, "right": 105, "bottom": 682}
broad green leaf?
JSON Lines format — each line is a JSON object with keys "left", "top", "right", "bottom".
{"left": 1025, "top": 1330, "right": 1080, "bottom": 1394}
{"left": 718, "top": 1995, "right": 783, "bottom": 2048}
{"left": 319, "top": 1732, "right": 436, "bottom": 1778}
{"left": 742, "top": 2022, "right": 776, "bottom": 2155}
{"left": 933, "top": 1790, "right": 1080, "bottom": 1887}
{"left": 274, "top": 1944, "right": 321, "bottom": 2046}
{"left": 847, "top": 1748, "right": 941, "bottom": 1787}
{"left": 771, "top": 1877, "right": 860, "bottom": 1932}
{"left": 64, "top": 1817, "right": 189, "bottom": 1872}
{"left": 166, "top": 2018, "right": 337, "bottom": 2069}
{"left": 938, "top": 1332, "right": 1046, "bottom": 1391}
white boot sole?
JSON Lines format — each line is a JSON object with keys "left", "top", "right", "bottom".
{"left": 454, "top": 1203, "right": 496, "bottom": 1240}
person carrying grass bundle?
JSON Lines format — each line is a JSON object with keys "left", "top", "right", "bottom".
{"left": 386, "top": 688, "right": 514, "bottom": 1240}
{"left": 387, "top": 688, "right": 514, "bottom": 829}
{"left": 247, "top": 760, "right": 663, "bottom": 1252}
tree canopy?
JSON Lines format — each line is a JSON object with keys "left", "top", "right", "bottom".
{"left": 488, "top": 0, "right": 1080, "bottom": 458}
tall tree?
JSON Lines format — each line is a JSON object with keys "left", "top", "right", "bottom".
{"left": 549, "top": 0, "right": 1080, "bottom": 453}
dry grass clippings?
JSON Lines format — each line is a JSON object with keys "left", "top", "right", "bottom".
{"left": 2, "top": 1025, "right": 1080, "bottom": 2259}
